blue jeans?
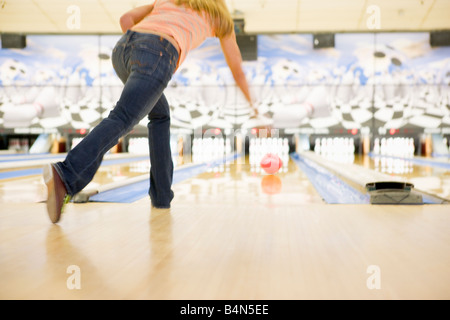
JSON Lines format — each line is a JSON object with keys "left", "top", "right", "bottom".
{"left": 54, "top": 30, "right": 179, "bottom": 208}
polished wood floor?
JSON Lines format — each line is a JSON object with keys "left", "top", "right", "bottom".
{"left": 1, "top": 154, "right": 449, "bottom": 300}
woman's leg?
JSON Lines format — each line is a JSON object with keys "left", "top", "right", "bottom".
{"left": 147, "top": 94, "right": 174, "bottom": 208}
{"left": 44, "top": 31, "right": 178, "bottom": 223}
{"left": 54, "top": 33, "right": 176, "bottom": 196}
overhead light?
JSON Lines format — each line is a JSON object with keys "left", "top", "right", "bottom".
{"left": 1, "top": 34, "right": 27, "bottom": 49}
{"left": 430, "top": 31, "right": 450, "bottom": 47}
{"left": 313, "top": 33, "right": 335, "bottom": 49}
{"left": 236, "top": 34, "right": 258, "bottom": 61}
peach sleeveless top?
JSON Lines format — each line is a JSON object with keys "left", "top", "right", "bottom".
{"left": 133, "top": 0, "right": 215, "bottom": 68}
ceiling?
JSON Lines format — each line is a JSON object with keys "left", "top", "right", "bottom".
{"left": 0, "top": 0, "right": 449, "bottom": 35}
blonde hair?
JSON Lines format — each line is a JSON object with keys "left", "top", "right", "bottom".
{"left": 174, "top": 0, "right": 234, "bottom": 38}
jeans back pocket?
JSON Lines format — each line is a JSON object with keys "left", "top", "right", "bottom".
{"left": 130, "top": 42, "right": 164, "bottom": 77}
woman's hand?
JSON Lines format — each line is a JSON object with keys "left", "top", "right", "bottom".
{"left": 252, "top": 106, "right": 259, "bottom": 118}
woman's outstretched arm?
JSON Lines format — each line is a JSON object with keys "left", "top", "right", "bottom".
{"left": 220, "top": 30, "right": 255, "bottom": 113}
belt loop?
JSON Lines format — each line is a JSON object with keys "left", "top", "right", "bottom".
{"left": 125, "top": 30, "right": 133, "bottom": 45}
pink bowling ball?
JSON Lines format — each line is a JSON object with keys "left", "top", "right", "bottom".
{"left": 260, "top": 153, "right": 283, "bottom": 175}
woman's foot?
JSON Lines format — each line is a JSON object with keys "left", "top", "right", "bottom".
{"left": 43, "top": 164, "right": 70, "bottom": 223}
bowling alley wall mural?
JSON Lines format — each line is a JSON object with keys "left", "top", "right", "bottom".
{"left": 0, "top": 32, "right": 449, "bottom": 134}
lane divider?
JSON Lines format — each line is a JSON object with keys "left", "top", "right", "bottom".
{"left": 291, "top": 153, "right": 370, "bottom": 204}
{"left": 368, "top": 153, "right": 450, "bottom": 170}
{"left": 0, "top": 153, "right": 61, "bottom": 161}
{"left": 298, "top": 151, "right": 445, "bottom": 204}
{"left": 0, "top": 155, "right": 151, "bottom": 180}
{"left": 0, "top": 168, "right": 43, "bottom": 180}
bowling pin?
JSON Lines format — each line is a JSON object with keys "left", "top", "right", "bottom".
{"left": 374, "top": 138, "right": 380, "bottom": 154}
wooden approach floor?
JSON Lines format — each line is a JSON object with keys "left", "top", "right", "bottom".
{"left": 1, "top": 155, "right": 449, "bottom": 300}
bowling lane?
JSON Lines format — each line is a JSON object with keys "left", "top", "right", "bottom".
{"left": 168, "top": 137, "right": 324, "bottom": 206}
{"left": 353, "top": 155, "right": 450, "bottom": 200}
{"left": 171, "top": 156, "right": 324, "bottom": 207}
{"left": 0, "top": 153, "right": 188, "bottom": 204}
